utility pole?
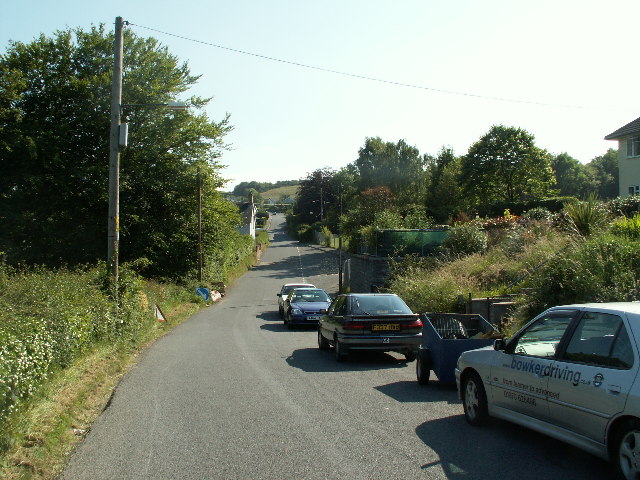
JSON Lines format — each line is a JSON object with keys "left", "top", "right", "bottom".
{"left": 107, "top": 16, "right": 124, "bottom": 287}
{"left": 338, "top": 185, "right": 343, "bottom": 293}
{"left": 197, "top": 166, "right": 203, "bottom": 282}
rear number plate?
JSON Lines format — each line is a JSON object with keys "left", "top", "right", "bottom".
{"left": 372, "top": 324, "right": 400, "bottom": 331}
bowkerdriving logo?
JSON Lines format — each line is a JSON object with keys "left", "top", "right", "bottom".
{"left": 511, "top": 357, "right": 582, "bottom": 386}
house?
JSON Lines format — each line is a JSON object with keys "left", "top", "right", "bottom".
{"left": 238, "top": 192, "right": 257, "bottom": 238}
{"left": 605, "top": 116, "right": 640, "bottom": 196}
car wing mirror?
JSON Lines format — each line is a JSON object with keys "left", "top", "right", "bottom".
{"left": 276, "top": 293, "right": 281, "bottom": 297}
{"left": 494, "top": 339, "right": 506, "bottom": 351}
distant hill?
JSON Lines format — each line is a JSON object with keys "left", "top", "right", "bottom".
{"left": 261, "top": 185, "right": 298, "bottom": 202}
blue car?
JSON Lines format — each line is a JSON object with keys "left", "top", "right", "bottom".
{"left": 283, "top": 288, "right": 332, "bottom": 329}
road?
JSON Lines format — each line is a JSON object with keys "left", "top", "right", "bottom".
{"left": 63, "top": 214, "right": 611, "bottom": 480}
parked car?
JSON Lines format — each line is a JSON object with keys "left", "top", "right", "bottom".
{"left": 283, "top": 287, "right": 332, "bottom": 329}
{"left": 277, "top": 283, "right": 315, "bottom": 317}
{"left": 317, "top": 293, "right": 422, "bottom": 362}
{"left": 455, "top": 302, "right": 640, "bottom": 480}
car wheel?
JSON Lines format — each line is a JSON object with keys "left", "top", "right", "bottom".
{"left": 404, "top": 351, "right": 417, "bottom": 362}
{"left": 416, "top": 352, "right": 431, "bottom": 385}
{"left": 614, "top": 419, "right": 640, "bottom": 480}
{"left": 286, "top": 311, "right": 293, "bottom": 330}
{"left": 318, "top": 329, "right": 330, "bottom": 350}
{"left": 334, "top": 336, "right": 348, "bottom": 362}
{"left": 462, "top": 372, "right": 489, "bottom": 426}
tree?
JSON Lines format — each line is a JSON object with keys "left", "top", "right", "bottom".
{"left": 461, "top": 125, "right": 555, "bottom": 206}
{"left": 425, "top": 146, "right": 465, "bottom": 223}
{"left": 551, "top": 152, "right": 590, "bottom": 197}
{"left": 353, "top": 137, "right": 426, "bottom": 205}
{"left": 0, "top": 25, "right": 237, "bottom": 278}
{"left": 293, "top": 168, "right": 336, "bottom": 225}
{"left": 585, "top": 148, "right": 618, "bottom": 199}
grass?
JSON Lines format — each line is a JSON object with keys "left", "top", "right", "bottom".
{"left": 261, "top": 185, "right": 298, "bottom": 201}
{"left": 0, "top": 294, "right": 202, "bottom": 480}
{"left": 0, "top": 239, "right": 268, "bottom": 479}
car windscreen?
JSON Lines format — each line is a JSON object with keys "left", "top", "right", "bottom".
{"left": 352, "top": 295, "right": 413, "bottom": 315}
{"left": 292, "top": 290, "right": 330, "bottom": 303}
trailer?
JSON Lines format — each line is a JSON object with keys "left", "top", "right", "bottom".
{"left": 416, "top": 313, "right": 501, "bottom": 385}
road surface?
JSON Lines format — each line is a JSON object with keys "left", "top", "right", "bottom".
{"left": 63, "top": 214, "right": 611, "bottom": 479}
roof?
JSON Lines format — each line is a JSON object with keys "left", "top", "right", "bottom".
{"left": 604, "top": 116, "right": 640, "bottom": 140}
{"left": 551, "top": 302, "right": 640, "bottom": 315}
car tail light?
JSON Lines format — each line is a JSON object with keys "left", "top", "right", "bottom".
{"left": 343, "top": 321, "right": 367, "bottom": 330}
{"left": 404, "top": 318, "right": 423, "bottom": 329}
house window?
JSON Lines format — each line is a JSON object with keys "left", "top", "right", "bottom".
{"left": 627, "top": 136, "right": 640, "bottom": 157}
{"left": 629, "top": 186, "right": 640, "bottom": 196}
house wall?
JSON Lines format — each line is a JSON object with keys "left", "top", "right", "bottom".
{"left": 618, "top": 136, "right": 640, "bottom": 197}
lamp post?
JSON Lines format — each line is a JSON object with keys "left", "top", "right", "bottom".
{"left": 107, "top": 16, "right": 187, "bottom": 290}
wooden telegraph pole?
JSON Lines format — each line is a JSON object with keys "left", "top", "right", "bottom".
{"left": 108, "top": 16, "right": 124, "bottom": 287}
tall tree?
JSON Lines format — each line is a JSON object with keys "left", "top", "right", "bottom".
{"left": 425, "top": 146, "right": 465, "bottom": 223}
{"left": 353, "top": 137, "right": 426, "bottom": 205}
{"left": 461, "top": 125, "right": 555, "bottom": 205}
{"left": 551, "top": 152, "right": 590, "bottom": 197}
{"left": 293, "top": 168, "right": 336, "bottom": 225}
{"left": 585, "top": 148, "right": 618, "bottom": 199}
{"left": 0, "top": 25, "right": 236, "bottom": 278}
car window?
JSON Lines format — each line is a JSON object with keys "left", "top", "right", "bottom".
{"left": 335, "top": 297, "right": 348, "bottom": 316}
{"left": 328, "top": 297, "right": 342, "bottom": 315}
{"left": 563, "top": 312, "right": 635, "bottom": 369}
{"left": 512, "top": 311, "right": 576, "bottom": 358}
{"left": 350, "top": 295, "right": 412, "bottom": 315}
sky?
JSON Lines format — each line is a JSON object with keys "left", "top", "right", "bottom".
{"left": 2, "top": 0, "right": 640, "bottom": 191}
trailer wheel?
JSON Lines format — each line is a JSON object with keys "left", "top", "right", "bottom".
{"left": 416, "top": 351, "right": 431, "bottom": 385}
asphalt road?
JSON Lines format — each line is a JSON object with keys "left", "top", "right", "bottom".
{"left": 63, "top": 214, "right": 612, "bottom": 480}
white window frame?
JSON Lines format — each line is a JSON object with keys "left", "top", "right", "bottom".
{"left": 627, "top": 135, "right": 640, "bottom": 158}
{"left": 629, "top": 185, "right": 640, "bottom": 196}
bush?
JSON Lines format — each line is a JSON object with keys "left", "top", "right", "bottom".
{"left": 608, "top": 195, "right": 640, "bottom": 217}
{"left": 440, "top": 223, "right": 487, "bottom": 258}
{"left": 611, "top": 213, "right": 640, "bottom": 239}
{"left": 562, "top": 193, "right": 610, "bottom": 237}
{"left": 522, "top": 233, "right": 640, "bottom": 316}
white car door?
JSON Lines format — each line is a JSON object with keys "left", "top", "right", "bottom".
{"left": 547, "top": 311, "right": 638, "bottom": 442}
{"left": 489, "top": 310, "right": 578, "bottom": 421}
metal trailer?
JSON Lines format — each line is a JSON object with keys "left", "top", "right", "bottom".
{"left": 416, "top": 313, "right": 501, "bottom": 385}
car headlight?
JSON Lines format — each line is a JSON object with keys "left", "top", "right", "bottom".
{"left": 292, "top": 308, "right": 302, "bottom": 315}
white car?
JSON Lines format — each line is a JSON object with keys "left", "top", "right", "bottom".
{"left": 455, "top": 303, "right": 640, "bottom": 480}
{"left": 276, "top": 283, "right": 315, "bottom": 318}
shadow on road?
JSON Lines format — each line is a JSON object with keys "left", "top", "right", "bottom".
{"left": 374, "top": 380, "right": 458, "bottom": 404}
{"left": 286, "top": 347, "right": 408, "bottom": 372}
{"left": 415, "top": 415, "right": 611, "bottom": 480}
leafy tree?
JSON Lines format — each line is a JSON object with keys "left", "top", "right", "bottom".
{"left": 551, "top": 152, "right": 591, "bottom": 197}
{"left": 425, "top": 146, "right": 465, "bottom": 223}
{"left": 293, "top": 168, "right": 336, "bottom": 225}
{"left": 0, "top": 25, "right": 237, "bottom": 279}
{"left": 585, "top": 148, "right": 618, "bottom": 199}
{"left": 353, "top": 137, "right": 426, "bottom": 205}
{"left": 461, "top": 125, "right": 555, "bottom": 206}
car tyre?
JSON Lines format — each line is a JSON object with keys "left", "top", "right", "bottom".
{"left": 334, "top": 336, "right": 348, "bottom": 362}
{"left": 613, "top": 419, "right": 640, "bottom": 480}
{"left": 416, "top": 351, "right": 431, "bottom": 385}
{"left": 286, "top": 311, "right": 294, "bottom": 330}
{"left": 318, "top": 329, "right": 330, "bottom": 350}
{"left": 462, "top": 372, "right": 489, "bottom": 426}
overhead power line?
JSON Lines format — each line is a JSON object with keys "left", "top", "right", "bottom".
{"left": 129, "top": 22, "right": 626, "bottom": 112}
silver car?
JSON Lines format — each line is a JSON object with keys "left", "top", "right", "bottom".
{"left": 455, "top": 303, "right": 640, "bottom": 480}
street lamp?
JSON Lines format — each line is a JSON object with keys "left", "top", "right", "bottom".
{"left": 107, "top": 16, "right": 187, "bottom": 291}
